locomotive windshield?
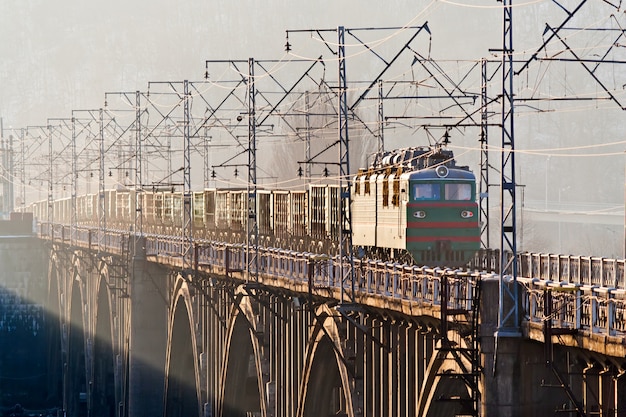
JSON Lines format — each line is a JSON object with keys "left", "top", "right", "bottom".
{"left": 444, "top": 183, "right": 472, "bottom": 200}
{"left": 412, "top": 183, "right": 440, "bottom": 200}
{"left": 411, "top": 182, "right": 473, "bottom": 201}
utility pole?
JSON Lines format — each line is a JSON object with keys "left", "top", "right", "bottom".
{"left": 98, "top": 108, "right": 106, "bottom": 253}
{"left": 103, "top": 90, "right": 148, "bottom": 239}
{"left": 134, "top": 91, "right": 143, "bottom": 240}
{"left": 8, "top": 132, "right": 13, "bottom": 215}
{"left": 182, "top": 80, "right": 193, "bottom": 274}
{"left": 47, "top": 124, "right": 53, "bottom": 227}
{"left": 305, "top": 91, "right": 312, "bottom": 180}
{"left": 285, "top": 23, "right": 430, "bottom": 303}
{"left": 377, "top": 79, "right": 384, "bottom": 155}
{"left": 203, "top": 134, "right": 212, "bottom": 189}
{"left": 497, "top": 0, "right": 520, "bottom": 336}
{"left": 19, "top": 129, "right": 24, "bottom": 211}
{"left": 479, "top": 59, "right": 490, "bottom": 249}
{"left": 203, "top": 56, "right": 325, "bottom": 276}
{"left": 247, "top": 58, "right": 259, "bottom": 282}
{"left": 336, "top": 26, "right": 355, "bottom": 303}
{"left": 71, "top": 117, "right": 77, "bottom": 245}
{"left": 0, "top": 119, "right": 14, "bottom": 217}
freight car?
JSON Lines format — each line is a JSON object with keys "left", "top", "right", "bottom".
{"left": 25, "top": 145, "right": 479, "bottom": 267}
{"left": 28, "top": 185, "right": 342, "bottom": 256}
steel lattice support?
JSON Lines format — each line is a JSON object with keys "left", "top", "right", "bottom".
{"left": 0, "top": 127, "right": 14, "bottom": 217}
{"left": 0, "top": 119, "right": 5, "bottom": 217}
{"left": 479, "top": 59, "right": 490, "bottom": 249}
{"left": 337, "top": 26, "right": 356, "bottom": 303}
{"left": 48, "top": 117, "right": 74, "bottom": 228}
{"left": 71, "top": 117, "right": 77, "bottom": 246}
{"left": 141, "top": 80, "right": 198, "bottom": 272}
{"left": 23, "top": 124, "right": 56, "bottom": 228}
{"left": 103, "top": 90, "right": 150, "bottom": 218}
{"left": 377, "top": 79, "right": 384, "bottom": 155}
{"left": 0, "top": 122, "right": 6, "bottom": 217}
{"left": 47, "top": 124, "right": 53, "bottom": 226}
{"left": 9, "top": 134, "right": 13, "bottom": 214}
{"left": 134, "top": 90, "right": 143, "bottom": 243}
{"left": 304, "top": 91, "right": 312, "bottom": 180}
{"left": 99, "top": 108, "right": 106, "bottom": 253}
{"left": 284, "top": 24, "right": 432, "bottom": 303}
{"left": 183, "top": 80, "right": 193, "bottom": 273}
{"left": 498, "top": 0, "right": 520, "bottom": 336}
{"left": 247, "top": 58, "right": 259, "bottom": 281}
{"left": 19, "top": 129, "right": 24, "bottom": 212}
{"left": 516, "top": 0, "right": 588, "bottom": 75}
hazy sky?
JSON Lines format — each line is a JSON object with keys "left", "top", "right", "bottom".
{"left": 0, "top": 0, "right": 502, "bottom": 127}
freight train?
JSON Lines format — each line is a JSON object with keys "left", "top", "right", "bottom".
{"left": 25, "top": 146, "right": 480, "bottom": 267}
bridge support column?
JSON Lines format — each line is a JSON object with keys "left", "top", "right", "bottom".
{"left": 617, "top": 372, "right": 626, "bottom": 416}
{"left": 481, "top": 277, "right": 522, "bottom": 417}
{"left": 128, "top": 236, "right": 166, "bottom": 417}
{"left": 599, "top": 368, "right": 615, "bottom": 416}
{"left": 584, "top": 365, "right": 600, "bottom": 416}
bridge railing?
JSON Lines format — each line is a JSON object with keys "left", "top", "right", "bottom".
{"left": 40, "top": 222, "right": 131, "bottom": 254}
{"left": 474, "top": 249, "right": 626, "bottom": 289}
{"left": 521, "top": 278, "right": 626, "bottom": 337}
{"left": 112, "top": 230, "right": 626, "bottom": 338}
{"left": 195, "top": 242, "right": 481, "bottom": 313}
{"left": 147, "top": 234, "right": 184, "bottom": 258}
{"left": 518, "top": 253, "right": 625, "bottom": 289}
{"left": 40, "top": 224, "right": 626, "bottom": 289}
{"left": 146, "top": 232, "right": 626, "bottom": 339}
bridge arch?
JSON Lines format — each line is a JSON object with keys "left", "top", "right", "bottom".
{"left": 92, "top": 265, "right": 116, "bottom": 417}
{"left": 164, "top": 274, "right": 201, "bottom": 417}
{"left": 416, "top": 330, "right": 474, "bottom": 417}
{"left": 298, "top": 304, "right": 354, "bottom": 417}
{"left": 66, "top": 254, "right": 88, "bottom": 417}
{"left": 219, "top": 285, "right": 266, "bottom": 417}
{"left": 45, "top": 251, "right": 63, "bottom": 406}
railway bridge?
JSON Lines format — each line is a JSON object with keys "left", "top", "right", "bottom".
{"left": 5, "top": 220, "right": 620, "bottom": 417}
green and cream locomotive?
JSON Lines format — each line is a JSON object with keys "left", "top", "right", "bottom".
{"left": 352, "top": 146, "right": 480, "bottom": 266}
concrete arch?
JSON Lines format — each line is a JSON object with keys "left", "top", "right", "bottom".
{"left": 164, "top": 274, "right": 202, "bottom": 417}
{"left": 297, "top": 304, "right": 354, "bottom": 417}
{"left": 416, "top": 333, "right": 474, "bottom": 417}
{"left": 47, "top": 247, "right": 133, "bottom": 417}
{"left": 219, "top": 285, "right": 265, "bottom": 417}
{"left": 66, "top": 265, "right": 88, "bottom": 417}
{"left": 92, "top": 271, "right": 116, "bottom": 417}
{"left": 45, "top": 251, "right": 63, "bottom": 407}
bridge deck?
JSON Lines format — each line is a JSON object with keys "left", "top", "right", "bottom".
{"left": 40, "top": 222, "right": 626, "bottom": 357}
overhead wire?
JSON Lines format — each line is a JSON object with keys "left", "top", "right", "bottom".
{"left": 5, "top": 2, "right": 626, "bottom": 210}
{"left": 450, "top": 140, "right": 626, "bottom": 158}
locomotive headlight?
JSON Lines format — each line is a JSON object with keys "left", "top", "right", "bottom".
{"left": 435, "top": 165, "right": 449, "bottom": 178}
{"left": 413, "top": 210, "right": 427, "bottom": 219}
{"left": 460, "top": 210, "right": 474, "bottom": 219}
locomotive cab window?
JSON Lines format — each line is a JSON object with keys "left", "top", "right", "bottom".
{"left": 412, "top": 183, "right": 440, "bottom": 200}
{"left": 444, "top": 183, "right": 472, "bottom": 200}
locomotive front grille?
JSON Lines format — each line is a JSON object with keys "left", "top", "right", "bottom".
{"left": 420, "top": 247, "right": 474, "bottom": 267}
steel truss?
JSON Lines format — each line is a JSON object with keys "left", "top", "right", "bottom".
{"left": 204, "top": 56, "right": 326, "bottom": 280}
{"left": 286, "top": 24, "right": 432, "bottom": 304}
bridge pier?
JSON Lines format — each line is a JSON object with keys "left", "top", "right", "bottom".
{"left": 128, "top": 237, "right": 167, "bottom": 417}
{"left": 483, "top": 335, "right": 521, "bottom": 416}
{"left": 481, "top": 277, "right": 522, "bottom": 417}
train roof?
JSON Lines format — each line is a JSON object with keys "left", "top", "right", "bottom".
{"left": 364, "top": 145, "right": 472, "bottom": 174}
